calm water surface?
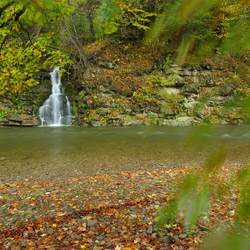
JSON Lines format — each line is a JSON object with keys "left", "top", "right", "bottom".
{"left": 0, "top": 126, "right": 250, "bottom": 181}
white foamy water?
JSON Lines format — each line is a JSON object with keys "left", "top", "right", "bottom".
{"left": 38, "top": 67, "right": 72, "bottom": 126}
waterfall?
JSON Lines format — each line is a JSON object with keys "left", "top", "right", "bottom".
{"left": 38, "top": 67, "right": 72, "bottom": 126}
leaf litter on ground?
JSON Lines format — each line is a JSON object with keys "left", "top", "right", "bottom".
{"left": 0, "top": 164, "right": 244, "bottom": 249}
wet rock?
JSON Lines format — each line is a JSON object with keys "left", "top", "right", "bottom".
{"left": 122, "top": 119, "right": 143, "bottom": 126}
{"left": 0, "top": 118, "right": 9, "bottom": 126}
{"left": 217, "top": 120, "right": 228, "bottom": 125}
{"left": 23, "top": 118, "right": 39, "bottom": 127}
{"left": 163, "top": 117, "right": 195, "bottom": 126}
{"left": 176, "top": 116, "right": 195, "bottom": 125}
{"left": 7, "top": 114, "right": 30, "bottom": 122}
{"left": 8, "top": 121, "right": 22, "bottom": 126}
{"left": 3, "top": 114, "right": 39, "bottom": 127}
{"left": 91, "top": 121, "right": 101, "bottom": 127}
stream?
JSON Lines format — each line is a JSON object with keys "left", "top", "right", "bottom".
{"left": 0, "top": 125, "right": 250, "bottom": 181}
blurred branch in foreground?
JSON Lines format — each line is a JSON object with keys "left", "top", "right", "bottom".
{"left": 146, "top": 0, "right": 250, "bottom": 65}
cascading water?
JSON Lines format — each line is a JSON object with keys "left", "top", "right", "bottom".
{"left": 38, "top": 67, "right": 72, "bottom": 126}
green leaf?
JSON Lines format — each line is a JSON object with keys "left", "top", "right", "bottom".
{"left": 156, "top": 199, "right": 178, "bottom": 228}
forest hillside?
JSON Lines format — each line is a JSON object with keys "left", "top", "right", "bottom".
{"left": 0, "top": 0, "right": 250, "bottom": 126}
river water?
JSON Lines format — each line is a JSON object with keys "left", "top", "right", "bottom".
{"left": 0, "top": 126, "right": 249, "bottom": 181}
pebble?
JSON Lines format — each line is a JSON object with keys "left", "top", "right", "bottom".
{"left": 93, "top": 247, "right": 102, "bottom": 250}
{"left": 147, "top": 225, "right": 153, "bottom": 234}
{"left": 97, "top": 235, "right": 103, "bottom": 241}
{"left": 73, "top": 234, "right": 82, "bottom": 240}
{"left": 88, "top": 219, "right": 98, "bottom": 227}
{"left": 173, "top": 235, "right": 180, "bottom": 243}
{"left": 146, "top": 243, "right": 154, "bottom": 248}
{"left": 162, "top": 236, "right": 173, "bottom": 245}
{"left": 179, "top": 233, "right": 187, "bottom": 239}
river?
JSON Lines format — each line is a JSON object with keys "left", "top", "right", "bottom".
{"left": 0, "top": 126, "right": 249, "bottom": 181}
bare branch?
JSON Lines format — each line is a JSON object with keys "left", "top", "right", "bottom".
{"left": 62, "top": 18, "right": 88, "bottom": 68}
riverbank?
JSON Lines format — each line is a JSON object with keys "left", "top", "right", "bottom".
{"left": 0, "top": 164, "right": 243, "bottom": 250}
{"left": 1, "top": 41, "right": 250, "bottom": 128}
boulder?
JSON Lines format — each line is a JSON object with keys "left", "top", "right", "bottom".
{"left": 163, "top": 117, "right": 195, "bottom": 126}
{"left": 6, "top": 114, "right": 39, "bottom": 127}
{"left": 122, "top": 118, "right": 143, "bottom": 126}
{"left": 163, "top": 88, "right": 181, "bottom": 95}
{"left": 184, "top": 101, "right": 200, "bottom": 109}
{"left": 7, "top": 114, "right": 31, "bottom": 122}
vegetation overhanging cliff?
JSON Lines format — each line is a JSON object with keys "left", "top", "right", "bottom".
{"left": 0, "top": 0, "right": 250, "bottom": 126}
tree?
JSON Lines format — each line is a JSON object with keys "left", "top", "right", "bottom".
{"left": 0, "top": 0, "right": 73, "bottom": 95}
{"left": 146, "top": 0, "right": 250, "bottom": 64}
{"left": 94, "top": 0, "right": 160, "bottom": 40}
{"left": 147, "top": 3, "right": 250, "bottom": 248}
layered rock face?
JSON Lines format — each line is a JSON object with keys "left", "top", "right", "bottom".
{"left": 0, "top": 64, "right": 244, "bottom": 127}
{"left": 0, "top": 114, "right": 39, "bottom": 127}
{"left": 70, "top": 64, "right": 243, "bottom": 127}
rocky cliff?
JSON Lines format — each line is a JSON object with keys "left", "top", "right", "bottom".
{"left": 70, "top": 64, "right": 244, "bottom": 127}
{"left": 0, "top": 42, "right": 248, "bottom": 127}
